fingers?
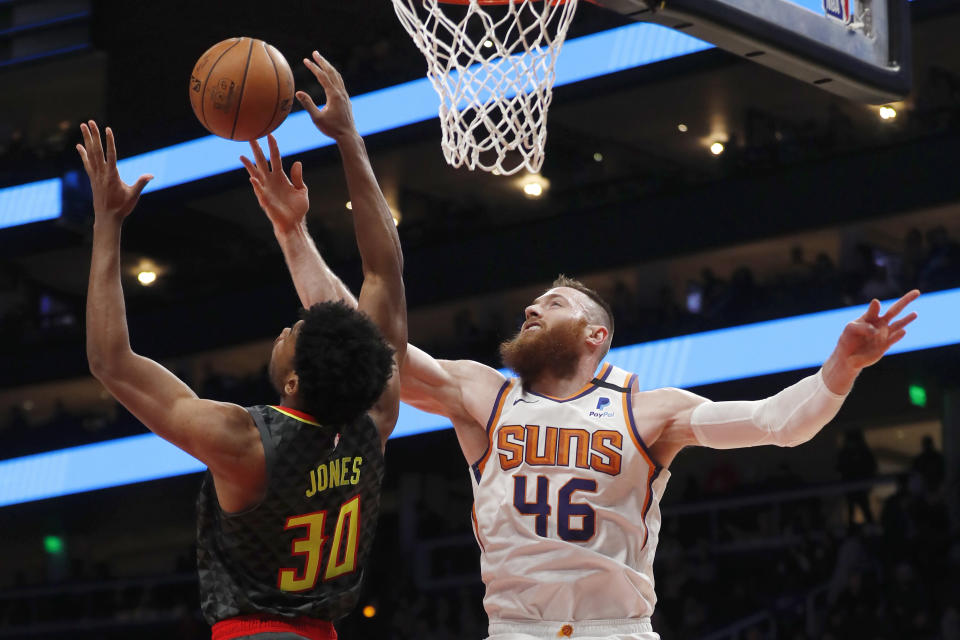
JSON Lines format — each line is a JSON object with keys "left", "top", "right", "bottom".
{"left": 267, "top": 134, "right": 284, "bottom": 177}
{"left": 888, "top": 311, "right": 918, "bottom": 333}
{"left": 87, "top": 120, "right": 104, "bottom": 162}
{"left": 105, "top": 127, "right": 117, "bottom": 166}
{"left": 860, "top": 299, "right": 881, "bottom": 323}
{"left": 296, "top": 90, "right": 323, "bottom": 121}
{"left": 886, "top": 329, "right": 907, "bottom": 349}
{"left": 250, "top": 176, "right": 263, "bottom": 198}
{"left": 239, "top": 154, "right": 259, "bottom": 178}
{"left": 75, "top": 143, "right": 91, "bottom": 173}
{"left": 131, "top": 174, "right": 154, "bottom": 198}
{"left": 880, "top": 289, "right": 921, "bottom": 323}
{"left": 302, "top": 54, "right": 331, "bottom": 88}
{"left": 311, "top": 51, "right": 344, "bottom": 90}
{"left": 291, "top": 161, "right": 304, "bottom": 189}
{"left": 248, "top": 139, "right": 269, "bottom": 173}
{"left": 79, "top": 123, "right": 93, "bottom": 154}
{"left": 249, "top": 177, "right": 267, "bottom": 209}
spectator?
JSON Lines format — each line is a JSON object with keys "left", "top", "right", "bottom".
{"left": 919, "top": 225, "right": 960, "bottom": 291}
{"left": 900, "top": 227, "right": 925, "bottom": 289}
{"left": 912, "top": 434, "right": 945, "bottom": 493}
{"left": 836, "top": 429, "right": 878, "bottom": 524}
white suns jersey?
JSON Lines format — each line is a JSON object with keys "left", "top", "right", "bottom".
{"left": 470, "top": 364, "right": 670, "bottom": 624}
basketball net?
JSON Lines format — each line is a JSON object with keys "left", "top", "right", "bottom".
{"left": 392, "top": 0, "right": 579, "bottom": 176}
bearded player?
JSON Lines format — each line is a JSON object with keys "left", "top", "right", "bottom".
{"left": 81, "top": 50, "right": 405, "bottom": 640}
{"left": 248, "top": 60, "right": 919, "bottom": 640}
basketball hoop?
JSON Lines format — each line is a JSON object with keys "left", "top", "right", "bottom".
{"left": 392, "top": 0, "right": 580, "bottom": 175}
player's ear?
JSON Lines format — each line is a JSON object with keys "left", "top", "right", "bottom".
{"left": 585, "top": 324, "right": 608, "bottom": 348}
{"left": 283, "top": 372, "right": 299, "bottom": 398}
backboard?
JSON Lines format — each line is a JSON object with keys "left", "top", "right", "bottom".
{"left": 592, "top": 0, "right": 912, "bottom": 103}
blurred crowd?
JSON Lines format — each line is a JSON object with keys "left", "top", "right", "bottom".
{"left": 3, "top": 223, "right": 960, "bottom": 459}
{"left": 0, "top": 426, "right": 955, "bottom": 639}
{"left": 421, "top": 224, "right": 960, "bottom": 362}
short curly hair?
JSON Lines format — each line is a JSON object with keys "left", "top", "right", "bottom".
{"left": 293, "top": 301, "right": 395, "bottom": 426}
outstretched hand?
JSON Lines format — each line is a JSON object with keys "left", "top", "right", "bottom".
{"left": 296, "top": 51, "right": 356, "bottom": 141}
{"left": 76, "top": 121, "right": 153, "bottom": 221}
{"left": 836, "top": 289, "right": 920, "bottom": 370}
{"left": 240, "top": 134, "right": 308, "bottom": 234}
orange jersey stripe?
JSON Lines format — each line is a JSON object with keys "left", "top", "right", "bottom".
{"left": 619, "top": 374, "right": 659, "bottom": 549}
{"left": 475, "top": 379, "right": 514, "bottom": 477}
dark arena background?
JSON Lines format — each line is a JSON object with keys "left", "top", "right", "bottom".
{"left": 1, "top": 1, "right": 959, "bottom": 638}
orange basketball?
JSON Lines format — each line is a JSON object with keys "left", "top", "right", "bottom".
{"left": 189, "top": 37, "right": 295, "bottom": 141}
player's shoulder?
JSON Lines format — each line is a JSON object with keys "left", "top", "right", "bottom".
{"left": 444, "top": 358, "right": 508, "bottom": 388}
{"left": 631, "top": 386, "right": 708, "bottom": 416}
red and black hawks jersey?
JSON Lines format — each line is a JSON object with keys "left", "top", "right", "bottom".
{"left": 196, "top": 405, "right": 384, "bottom": 625}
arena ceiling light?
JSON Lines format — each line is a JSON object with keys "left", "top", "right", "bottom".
{"left": 0, "top": 0, "right": 921, "bottom": 229}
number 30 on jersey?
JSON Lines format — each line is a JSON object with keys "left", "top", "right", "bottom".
{"left": 278, "top": 495, "right": 361, "bottom": 591}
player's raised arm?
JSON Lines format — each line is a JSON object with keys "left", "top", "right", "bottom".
{"left": 80, "top": 121, "right": 258, "bottom": 485}
{"left": 240, "top": 134, "right": 356, "bottom": 308}
{"left": 241, "top": 135, "right": 505, "bottom": 458}
{"left": 651, "top": 290, "right": 920, "bottom": 463}
{"left": 296, "top": 51, "right": 407, "bottom": 440}
{"left": 241, "top": 55, "right": 507, "bottom": 456}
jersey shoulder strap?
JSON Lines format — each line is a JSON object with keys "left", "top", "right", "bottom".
{"left": 593, "top": 364, "right": 635, "bottom": 393}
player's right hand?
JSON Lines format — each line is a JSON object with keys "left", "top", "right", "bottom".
{"left": 76, "top": 120, "right": 152, "bottom": 222}
{"left": 240, "top": 133, "right": 308, "bottom": 234}
{"left": 296, "top": 51, "right": 357, "bottom": 142}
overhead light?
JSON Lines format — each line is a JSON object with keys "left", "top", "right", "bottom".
{"left": 879, "top": 106, "right": 897, "bottom": 121}
{"left": 362, "top": 605, "right": 377, "bottom": 618}
{"left": 678, "top": 123, "right": 688, "bottom": 133}
{"left": 130, "top": 258, "right": 164, "bottom": 286}
{"left": 516, "top": 173, "right": 549, "bottom": 199}
{"left": 593, "top": 152, "right": 603, "bottom": 162}
{"left": 483, "top": 39, "right": 494, "bottom": 49}
{"left": 523, "top": 182, "right": 543, "bottom": 197}
{"left": 390, "top": 208, "right": 401, "bottom": 227}
{"left": 710, "top": 142, "right": 725, "bottom": 155}
{"left": 345, "top": 201, "right": 353, "bottom": 210}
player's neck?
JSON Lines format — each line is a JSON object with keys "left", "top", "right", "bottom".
{"left": 279, "top": 393, "right": 305, "bottom": 413}
{"left": 526, "top": 358, "right": 600, "bottom": 398}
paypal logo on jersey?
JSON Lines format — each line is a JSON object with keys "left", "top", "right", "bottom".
{"left": 589, "top": 396, "right": 615, "bottom": 419}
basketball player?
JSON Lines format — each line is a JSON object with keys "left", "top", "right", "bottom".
{"left": 251, "top": 56, "right": 920, "bottom": 640}
{"left": 79, "top": 50, "right": 406, "bottom": 640}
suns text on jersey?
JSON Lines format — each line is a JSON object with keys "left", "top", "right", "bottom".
{"left": 305, "top": 456, "right": 363, "bottom": 498}
{"left": 496, "top": 425, "right": 622, "bottom": 475}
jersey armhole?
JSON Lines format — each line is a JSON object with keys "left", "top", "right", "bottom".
{"left": 216, "top": 406, "right": 276, "bottom": 518}
{"left": 470, "top": 378, "right": 514, "bottom": 482}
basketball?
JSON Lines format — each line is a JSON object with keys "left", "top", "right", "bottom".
{"left": 189, "top": 37, "right": 295, "bottom": 141}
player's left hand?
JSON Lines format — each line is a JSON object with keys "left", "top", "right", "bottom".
{"left": 296, "top": 51, "right": 356, "bottom": 142}
{"left": 240, "top": 133, "right": 308, "bottom": 234}
{"left": 76, "top": 121, "right": 152, "bottom": 221}
{"left": 836, "top": 289, "right": 920, "bottom": 370}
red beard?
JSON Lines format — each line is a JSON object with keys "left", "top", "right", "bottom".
{"left": 500, "top": 318, "right": 587, "bottom": 386}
